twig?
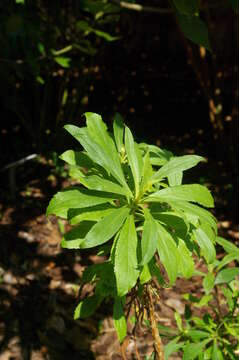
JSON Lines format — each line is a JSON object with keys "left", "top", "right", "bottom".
{"left": 145, "top": 285, "right": 164, "bottom": 360}
{"left": 110, "top": 0, "right": 172, "bottom": 14}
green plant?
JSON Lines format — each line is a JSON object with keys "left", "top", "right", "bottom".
{"left": 160, "top": 236, "right": 239, "bottom": 360}
{"left": 47, "top": 112, "right": 221, "bottom": 358}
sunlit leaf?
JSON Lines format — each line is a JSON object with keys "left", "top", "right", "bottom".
{"left": 145, "top": 184, "right": 214, "bottom": 208}
{"left": 114, "top": 215, "right": 139, "bottom": 296}
{"left": 80, "top": 207, "right": 130, "bottom": 248}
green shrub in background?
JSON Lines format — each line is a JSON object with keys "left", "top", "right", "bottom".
{"left": 47, "top": 113, "right": 239, "bottom": 359}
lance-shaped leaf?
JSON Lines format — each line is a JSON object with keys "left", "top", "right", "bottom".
{"left": 165, "top": 338, "right": 184, "bottom": 360}
{"left": 140, "top": 151, "right": 153, "bottom": 195}
{"left": 151, "top": 155, "right": 204, "bottom": 184}
{"left": 80, "top": 207, "right": 130, "bottom": 249}
{"left": 193, "top": 227, "right": 216, "bottom": 264}
{"left": 170, "top": 201, "right": 217, "bottom": 232}
{"left": 173, "top": 0, "right": 199, "bottom": 15}
{"left": 145, "top": 184, "right": 214, "bottom": 208}
{"left": 46, "top": 188, "right": 116, "bottom": 218}
{"left": 157, "top": 223, "right": 179, "bottom": 285}
{"left": 68, "top": 203, "right": 116, "bottom": 225}
{"left": 60, "top": 149, "right": 95, "bottom": 168}
{"left": 125, "top": 126, "right": 143, "bottom": 197}
{"left": 113, "top": 297, "right": 127, "bottom": 343}
{"left": 216, "top": 236, "right": 239, "bottom": 255}
{"left": 215, "top": 268, "right": 239, "bottom": 285}
{"left": 61, "top": 221, "right": 95, "bottom": 249}
{"left": 64, "top": 123, "right": 131, "bottom": 196}
{"left": 113, "top": 113, "right": 124, "bottom": 153}
{"left": 178, "top": 239, "right": 194, "bottom": 278}
{"left": 182, "top": 339, "right": 212, "bottom": 360}
{"left": 76, "top": 173, "right": 128, "bottom": 196}
{"left": 177, "top": 14, "right": 211, "bottom": 51}
{"left": 114, "top": 215, "right": 139, "bottom": 296}
{"left": 74, "top": 294, "right": 102, "bottom": 319}
{"left": 141, "top": 211, "right": 159, "bottom": 265}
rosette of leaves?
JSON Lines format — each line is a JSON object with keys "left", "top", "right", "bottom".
{"left": 47, "top": 112, "right": 217, "bottom": 343}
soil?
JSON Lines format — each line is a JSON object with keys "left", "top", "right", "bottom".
{"left": 0, "top": 152, "right": 238, "bottom": 360}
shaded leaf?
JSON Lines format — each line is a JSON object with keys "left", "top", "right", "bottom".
{"left": 177, "top": 14, "right": 211, "bottom": 50}
{"left": 113, "top": 297, "right": 127, "bottom": 343}
{"left": 215, "top": 267, "right": 239, "bottom": 285}
{"left": 74, "top": 294, "right": 102, "bottom": 319}
{"left": 182, "top": 339, "right": 211, "bottom": 360}
{"left": 203, "top": 272, "right": 215, "bottom": 294}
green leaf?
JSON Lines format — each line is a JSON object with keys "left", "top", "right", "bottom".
{"left": 54, "top": 56, "right": 71, "bottom": 68}
{"left": 178, "top": 239, "right": 194, "bottom": 278}
{"left": 125, "top": 126, "right": 143, "bottom": 197}
{"left": 139, "top": 264, "right": 152, "bottom": 284}
{"left": 151, "top": 155, "right": 204, "bottom": 184}
{"left": 68, "top": 203, "right": 116, "bottom": 224}
{"left": 80, "top": 207, "right": 130, "bottom": 249}
{"left": 148, "top": 259, "right": 166, "bottom": 287}
{"left": 203, "top": 272, "right": 215, "bottom": 294}
{"left": 61, "top": 221, "right": 95, "bottom": 249}
{"left": 195, "top": 294, "right": 213, "bottom": 307}
{"left": 140, "top": 151, "right": 153, "bottom": 194}
{"left": 165, "top": 338, "right": 184, "bottom": 360}
{"left": 177, "top": 14, "right": 211, "bottom": 51}
{"left": 153, "top": 212, "right": 188, "bottom": 237}
{"left": 113, "top": 113, "right": 124, "bottom": 153}
{"left": 145, "top": 184, "right": 214, "bottom": 208}
{"left": 60, "top": 150, "right": 95, "bottom": 168}
{"left": 216, "top": 236, "right": 239, "bottom": 255}
{"left": 175, "top": 312, "right": 183, "bottom": 331}
{"left": 157, "top": 223, "right": 179, "bottom": 285}
{"left": 212, "top": 340, "right": 224, "bottom": 360}
{"left": 113, "top": 297, "right": 127, "bottom": 343}
{"left": 74, "top": 294, "right": 102, "bottom": 319}
{"left": 170, "top": 201, "right": 217, "bottom": 232}
{"left": 168, "top": 171, "right": 183, "bottom": 186}
{"left": 64, "top": 122, "right": 131, "bottom": 195}
{"left": 215, "top": 268, "right": 239, "bottom": 285}
{"left": 114, "top": 215, "right": 139, "bottom": 296}
{"left": 77, "top": 173, "right": 129, "bottom": 196}
{"left": 93, "top": 29, "right": 119, "bottom": 42}
{"left": 182, "top": 339, "right": 211, "bottom": 360}
{"left": 188, "top": 330, "right": 211, "bottom": 342}
{"left": 193, "top": 227, "right": 216, "bottom": 264}
{"left": 217, "top": 252, "right": 239, "bottom": 271}
{"left": 46, "top": 188, "right": 116, "bottom": 218}
{"left": 141, "top": 211, "right": 159, "bottom": 265}
{"left": 173, "top": 0, "right": 199, "bottom": 15}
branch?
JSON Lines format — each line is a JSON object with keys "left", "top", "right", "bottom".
{"left": 110, "top": 0, "right": 173, "bottom": 14}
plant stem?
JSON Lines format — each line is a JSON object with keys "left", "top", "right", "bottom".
{"left": 145, "top": 285, "right": 164, "bottom": 360}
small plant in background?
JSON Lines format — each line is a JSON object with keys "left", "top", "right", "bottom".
{"left": 158, "top": 236, "right": 239, "bottom": 359}
{"left": 47, "top": 113, "right": 238, "bottom": 359}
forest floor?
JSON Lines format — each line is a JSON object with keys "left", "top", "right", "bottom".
{"left": 0, "top": 143, "right": 239, "bottom": 360}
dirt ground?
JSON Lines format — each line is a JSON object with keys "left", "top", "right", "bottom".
{"left": 0, "top": 155, "right": 238, "bottom": 360}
